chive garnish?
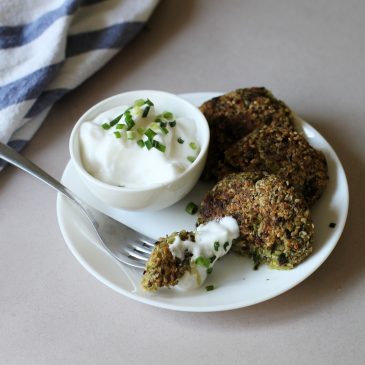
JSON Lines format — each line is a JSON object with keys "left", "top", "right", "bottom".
{"left": 205, "top": 285, "right": 215, "bottom": 291}
{"left": 137, "top": 127, "right": 145, "bottom": 135}
{"left": 145, "top": 99, "right": 154, "bottom": 106}
{"left": 177, "top": 137, "right": 184, "bottom": 144}
{"left": 187, "top": 156, "right": 196, "bottom": 163}
{"left": 169, "top": 120, "right": 176, "bottom": 127}
{"left": 195, "top": 256, "right": 211, "bottom": 268}
{"left": 134, "top": 99, "right": 145, "bottom": 107}
{"left": 145, "top": 139, "right": 153, "bottom": 150}
{"left": 142, "top": 106, "right": 150, "bottom": 118}
{"left": 144, "top": 128, "right": 157, "bottom": 140}
{"left": 159, "top": 121, "right": 167, "bottom": 128}
{"left": 207, "top": 267, "right": 213, "bottom": 274}
{"left": 116, "top": 124, "right": 125, "bottom": 130}
{"left": 223, "top": 242, "right": 229, "bottom": 251}
{"left": 124, "top": 111, "right": 135, "bottom": 130}
{"left": 185, "top": 201, "right": 198, "bottom": 215}
{"left": 114, "top": 131, "right": 122, "bottom": 138}
{"left": 189, "top": 142, "right": 197, "bottom": 150}
{"left": 163, "top": 111, "right": 173, "bottom": 119}
{"left": 101, "top": 123, "right": 111, "bottom": 130}
{"left": 155, "top": 117, "right": 162, "bottom": 124}
{"left": 153, "top": 140, "right": 166, "bottom": 153}
{"left": 109, "top": 115, "right": 122, "bottom": 127}
{"left": 127, "top": 131, "right": 135, "bottom": 140}
{"left": 210, "top": 255, "right": 216, "bottom": 263}
{"left": 137, "top": 139, "right": 145, "bottom": 148}
{"left": 160, "top": 125, "right": 169, "bottom": 135}
{"left": 214, "top": 242, "right": 220, "bottom": 251}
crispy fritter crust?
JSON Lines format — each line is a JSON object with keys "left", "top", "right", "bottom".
{"left": 199, "top": 87, "right": 295, "bottom": 180}
{"left": 198, "top": 173, "right": 314, "bottom": 269}
{"left": 220, "top": 123, "right": 329, "bottom": 205}
{"left": 141, "top": 231, "right": 194, "bottom": 292}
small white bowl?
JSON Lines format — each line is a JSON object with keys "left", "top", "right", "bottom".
{"left": 69, "top": 90, "right": 210, "bottom": 211}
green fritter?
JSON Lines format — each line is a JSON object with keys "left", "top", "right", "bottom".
{"left": 199, "top": 87, "right": 295, "bottom": 180}
{"left": 141, "top": 231, "right": 193, "bottom": 292}
{"left": 220, "top": 123, "right": 329, "bottom": 205}
{"left": 198, "top": 172, "right": 314, "bottom": 269}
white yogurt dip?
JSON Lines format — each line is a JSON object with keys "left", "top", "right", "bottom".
{"left": 79, "top": 99, "right": 200, "bottom": 188}
{"left": 168, "top": 216, "right": 240, "bottom": 290}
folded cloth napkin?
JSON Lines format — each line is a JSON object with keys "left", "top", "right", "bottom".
{"left": 0, "top": 0, "right": 159, "bottom": 169}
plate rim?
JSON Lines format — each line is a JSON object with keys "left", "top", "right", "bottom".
{"left": 56, "top": 92, "right": 349, "bottom": 312}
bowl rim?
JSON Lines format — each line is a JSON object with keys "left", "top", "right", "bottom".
{"left": 69, "top": 90, "right": 210, "bottom": 193}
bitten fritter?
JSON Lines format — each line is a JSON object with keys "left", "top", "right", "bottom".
{"left": 220, "top": 123, "right": 329, "bottom": 205}
{"left": 198, "top": 172, "right": 314, "bottom": 269}
{"left": 199, "top": 87, "right": 295, "bottom": 180}
{"left": 141, "top": 231, "right": 193, "bottom": 292}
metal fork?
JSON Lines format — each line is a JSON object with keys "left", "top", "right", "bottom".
{"left": 0, "top": 142, "right": 155, "bottom": 269}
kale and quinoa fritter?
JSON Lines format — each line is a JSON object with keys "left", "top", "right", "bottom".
{"left": 199, "top": 87, "right": 295, "bottom": 180}
{"left": 141, "top": 231, "right": 194, "bottom": 292}
{"left": 220, "top": 123, "right": 329, "bottom": 205}
{"left": 198, "top": 172, "right": 314, "bottom": 269}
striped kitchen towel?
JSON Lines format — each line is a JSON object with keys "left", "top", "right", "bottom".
{"left": 0, "top": 0, "right": 159, "bottom": 169}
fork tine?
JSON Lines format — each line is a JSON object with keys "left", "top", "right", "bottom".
{"left": 130, "top": 242, "right": 153, "bottom": 254}
{"left": 125, "top": 247, "right": 149, "bottom": 261}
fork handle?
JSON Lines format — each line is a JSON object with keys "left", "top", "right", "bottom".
{"left": 0, "top": 142, "right": 92, "bottom": 218}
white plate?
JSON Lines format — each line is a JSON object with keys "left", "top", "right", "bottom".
{"left": 57, "top": 92, "right": 349, "bottom": 312}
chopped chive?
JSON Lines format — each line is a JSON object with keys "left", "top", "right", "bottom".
{"left": 142, "top": 106, "right": 150, "bottom": 118}
{"left": 137, "top": 139, "right": 145, "bottom": 148}
{"left": 127, "top": 131, "right": 135, "bottom": 140}
{"left": 160, "top": 125, "right": 169, "bottom": 135}
{"left": 124, "top": 111, "right": 135, "bottom": 130}
{"left": 155, "top": 117, "right": 162, "bottom": 124}
{"left": 159, "top": 121, "right": 167, "bottom": 128}
{"left": 114, "top": 131, "right": 122, "bottom": 138}
{"left": 187, "top": 156, "right": 196, "bottom": 163}
{"left": 177, "top": 137, "right": 184, "bottom": 144}
{"left": 101, "top": 123, "right": 111, "bottom": 130}
{"left": 145, "top": 99, "right": 154, "bottom": 106}
{"left": 126, "top": 120, "right": 135, "bottom": 130}
{"left": 185, "top": 201, "right": 198, "bottom": 215}
{"left": 149, "top": 122, "right": 159, "bottom": 130}
{"left": 144, "top": 128, "right": 157, "bottom": 140}
{"left": 207, "top": 267, "right": 213, "bottom": 274}
{"left": 134, "top": 99, "right": 146, "bottom": 107}
{"left": 145, "top": 139, "right": 153, "bottom": 150}
{"left": 189, "top": 142, "right": 197, "bottom": 150}
{"left": 195, "top": 256, "right": 211, "bottom": 268}
{"left": 210, "top": 255, "right": 216, "bottom": 263}
{"left": 116, "top": 124, "right": 125, "bottom": 130}
{"left": 169, "top": 120, "right": 176, "bottom": 127}
{"left": 214, "top": 242, "right": 220, "bottom": 251}
{"left": 223, "top": 242, "right": 229, "bottom": 251}
{"left": 110, "top": 114, "right": 123, "bottom": 127}
{"left": 153, "top": 140, "right": 166, "bottom": 153}
{"left": 206, "top": 285, "right": 215, "bottom": 291}
{"left": 163, "top": 111, "right": 173, "bottom": 119}
{"left": 137, "top": 127, "right": 145, "bottom": 135}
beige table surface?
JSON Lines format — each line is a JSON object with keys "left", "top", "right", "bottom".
{"left": 1, "top": 0, "right": 365, "bottom": 364}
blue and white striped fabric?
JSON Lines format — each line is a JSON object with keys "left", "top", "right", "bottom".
{"left": 0, "top": 0, "right": 159, "bottom": 169}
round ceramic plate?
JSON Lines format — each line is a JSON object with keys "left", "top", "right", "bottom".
{"left": 56, "top": 92, "right": 349, "bottom": 312}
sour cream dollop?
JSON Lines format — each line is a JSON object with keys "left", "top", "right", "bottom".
{"left": 168, "top": 217, "right": 240, "bottom": 290}
{"left": 79, "top": 100, "right": 200, "bottom": 188}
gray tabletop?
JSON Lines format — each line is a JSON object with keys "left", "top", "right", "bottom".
{"left": 1, "top": 1, "right": 364, "bottom": 364}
